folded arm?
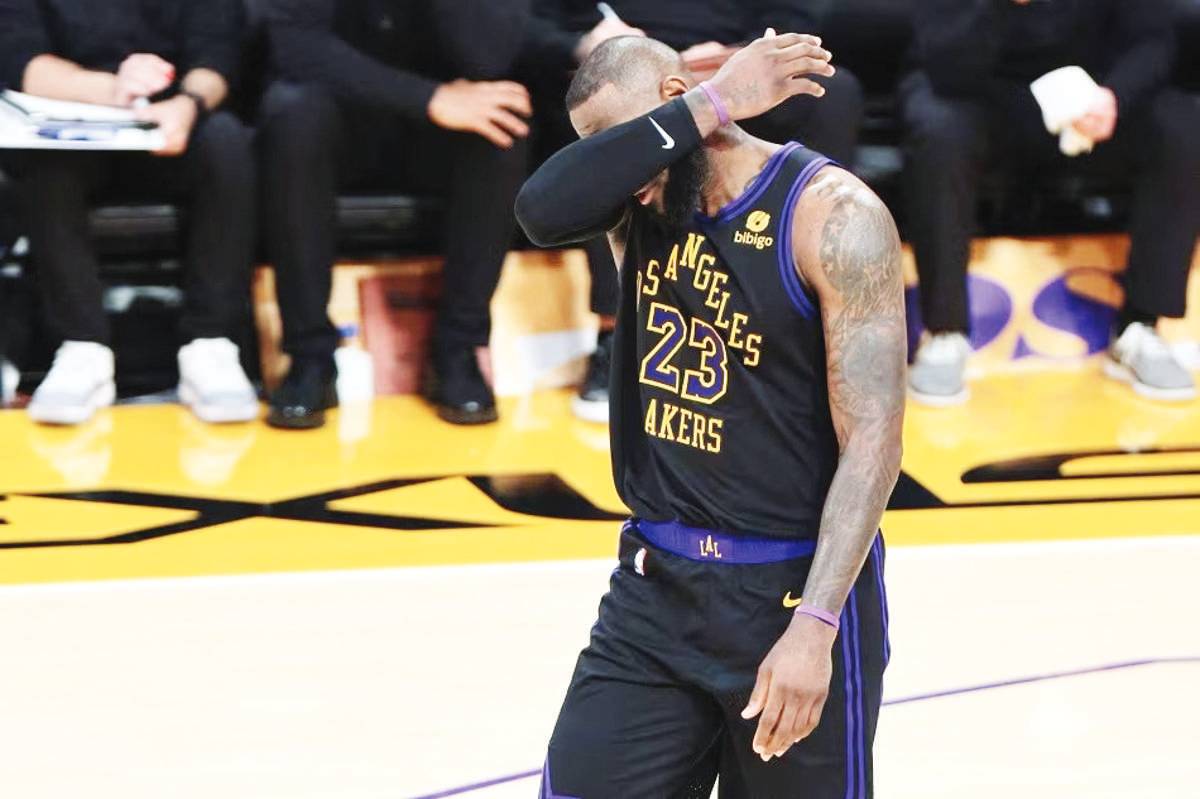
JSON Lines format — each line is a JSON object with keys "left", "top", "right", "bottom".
{"left": 516, "top": 31, "right": 834, "bottom": 246}
{"left": 515, "top": 93, "right": 716, "bottom": 246}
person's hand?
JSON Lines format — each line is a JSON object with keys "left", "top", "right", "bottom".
{"left": 707, "top": 29, "right": 835, "bottom": 121}
{"left": 680, "top": 41, "right": 729, "bottom": 62}
{"left": 575, "top": 15, "right": 645, "bottom": 62}
{"left": 1072, "top": 86, "right": 1117, "bottom": 143}
{"left": 741, "top": 613, "right": 837, "bottom": 761}
{"left": 428, "top": 79, "right": 532, "bottom": 149}
{"left": 135, "top": 95, "right": 197, "bottom": 156}
{"left": 113, "top": 53, "right": 175, "bottom": 107}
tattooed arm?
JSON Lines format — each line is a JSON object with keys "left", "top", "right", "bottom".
{"left": 800, "top": 169, "right": 906, "bottom": 614}
{"left": 741, "top": 166, "right": 905, "bottom": 761}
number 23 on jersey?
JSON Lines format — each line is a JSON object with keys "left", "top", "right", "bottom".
{"left": 639, "top": 302, "right": 729, "bottom": 404}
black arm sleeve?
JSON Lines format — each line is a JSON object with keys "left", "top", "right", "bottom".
{"left": 265, "top": 0, "right": 438, "bottom": 118}
{"left": 515, "top": 96, "right": 703, "bottom": 247}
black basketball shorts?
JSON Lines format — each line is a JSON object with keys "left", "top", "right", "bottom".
{"left": 540, "top": 519, "right": 889, "bottom": 799}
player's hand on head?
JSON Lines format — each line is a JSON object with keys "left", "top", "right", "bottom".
{"left": 740, "top": 613, "right": 836, "bottom": 760}
{"left": 427, "top": 79, "right": 532, "bottom": 149}
{"left": 707, "top": 30, "right": 834, "bottom": 121}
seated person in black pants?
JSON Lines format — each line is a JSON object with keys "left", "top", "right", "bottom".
{"left": 524, "top": 0, "right": 862, "bottom": 423}
{"left": 259, "top": 0, "right": 533, "bottom": 428}
{"left": 903, "top": 0, "right": 1200, "bottom": 405}
{"left": 0, "top": 0, "right": 258, "bottom": 425}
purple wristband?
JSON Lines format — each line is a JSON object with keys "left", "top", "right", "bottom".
{"left": 794, "top": 605, "right": 840, "bottom": 630}
{"left": 699, "top": 81, "right": 731, "bottom": 126}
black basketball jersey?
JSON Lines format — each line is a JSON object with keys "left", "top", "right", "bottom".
{"left": 611, "top": 143, "right": 838, "bottom": 540}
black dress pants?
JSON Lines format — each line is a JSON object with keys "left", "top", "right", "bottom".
{"left": 532, "top": 69, "right": 864, "bottom": 318}
{"left": 256, "top": 81, "right": 529, "bottom": 362}
{"left": 901, "top": 71, "right": 1200, "bottom": 333}
{"left": 7, "top": 111, "right": 256, "bottom": 346}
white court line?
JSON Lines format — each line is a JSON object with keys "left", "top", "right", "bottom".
{"left": 1, "top": 532, "right": 1196, "bottom": 595}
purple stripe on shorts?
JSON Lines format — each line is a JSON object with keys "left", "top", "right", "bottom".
{"left": 849, "top": 591, "right": 866, "bottom": 797}
{"left": 539, "top": 761, "right": 580, "bottom": 799}
{"left": 871, "top": 534, "right": 891, "bottom": 665}
{"left": 840, "top": 597, "right": 857, "bottom": 799}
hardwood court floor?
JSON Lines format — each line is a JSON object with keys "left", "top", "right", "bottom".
{"left": 1, "top": 366, "right": 1198, "bottom": 798}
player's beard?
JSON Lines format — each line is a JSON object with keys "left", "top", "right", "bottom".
{"left": 653, "top": 149, "right": 710, "bottom": 233}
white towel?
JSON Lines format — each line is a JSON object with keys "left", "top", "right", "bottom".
{"left": 1029, "top": 66, "right": 1103, "bottom": 157}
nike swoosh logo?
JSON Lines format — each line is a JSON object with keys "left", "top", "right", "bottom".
{"left": 650, "top": 117, "right": 675, "bottom": 150}
{"left": 782, "top": 592, "right": 802, "bottom": 609}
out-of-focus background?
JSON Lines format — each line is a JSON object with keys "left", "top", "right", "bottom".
{"left": 0, "top": 1, "right": 1198, "bottom": 797}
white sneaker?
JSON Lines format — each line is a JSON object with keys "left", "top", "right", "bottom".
{"left": 1, "top": 358, "right": 19, "bottom": 406}
{"left": 178, "top": 338, "right": 259, "bottom": 423}
{"left": 908, "top": 332, "right": 972, "bottom": 406}
{"left": 1104, "top": 322, "right": 1196, "bottom": 401}
{"left": 28, "top": 341, "right": 116, "bottom": 425}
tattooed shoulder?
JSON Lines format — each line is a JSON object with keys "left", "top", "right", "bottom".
{"left": 798, "top": 172, "right": 906, "bottom": 438}
{"left": 814, "top": 176, "right": 901, "bottom": 311}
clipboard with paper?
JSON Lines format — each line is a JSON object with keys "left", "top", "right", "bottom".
{"left": 0, "top": 89, "right": 165, "bottom": 150}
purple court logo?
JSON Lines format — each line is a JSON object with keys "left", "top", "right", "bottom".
{"left": 906, "top": 266, "right": 1123, "bottom": 361}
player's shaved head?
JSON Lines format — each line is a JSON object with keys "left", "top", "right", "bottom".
{"left": 567, "top": 37, "right": 686, "bottom": 110}
{"left": 567, "top": 37, "right": 691, "bottom": 137}
{"left": 566, "top": 36, "right": 707, "bottom": 233}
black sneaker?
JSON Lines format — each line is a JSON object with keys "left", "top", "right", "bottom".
{"left": 424, "top": 344, "right": 497, "bottom": 425}
{"left": 267, "top": 357, "right": 337, "bottom": 430}
{"left": 572, "top": 329, "right": 613, "bottom": 424}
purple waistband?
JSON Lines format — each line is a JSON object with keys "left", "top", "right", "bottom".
{"left": 629, "top": 518, "right": 817, "bottom": 564}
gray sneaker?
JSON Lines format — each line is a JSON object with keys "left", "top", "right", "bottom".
{"left": 1104, "top": 322, "right": 1196, "bottom": 401}
{"left": 908, "top": 332, "right": 971, "bottom": 406}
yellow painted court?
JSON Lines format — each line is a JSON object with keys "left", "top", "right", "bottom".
{"left": 2, "top": 366, "right": 1199, "bottom": 797}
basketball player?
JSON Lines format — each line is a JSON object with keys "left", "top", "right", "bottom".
{"left": 516, "top": 31, "right": 905, "bottom": 798}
